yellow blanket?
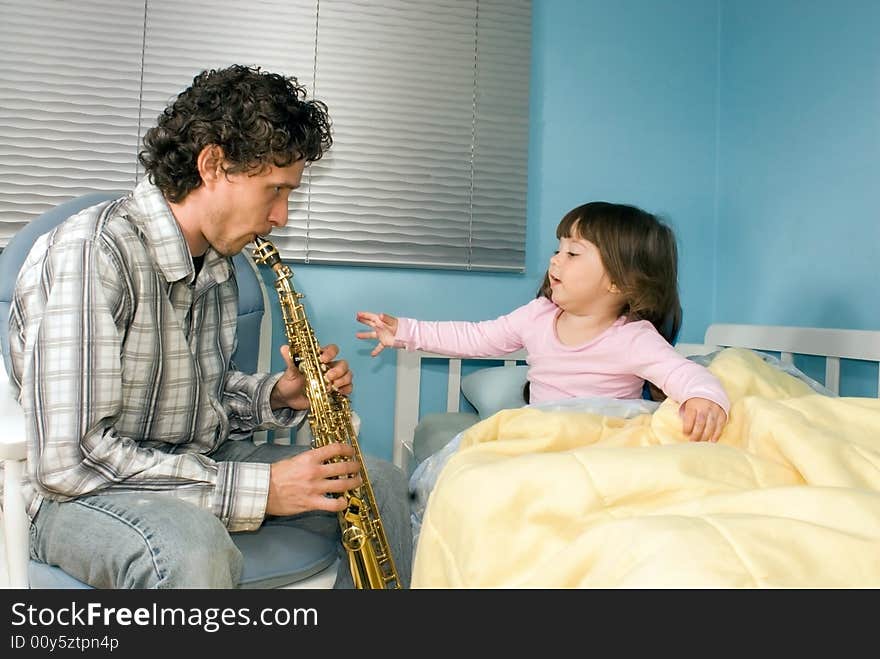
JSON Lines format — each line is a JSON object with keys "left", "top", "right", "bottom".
{"left": 412, "top": 348, "right": 880, "bottom": 588}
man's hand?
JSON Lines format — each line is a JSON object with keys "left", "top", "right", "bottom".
{"left": 679, "top": 397, "right": 727, "bottom": 443}
{"left": 269, "top": 343, "right": 353, "bottom": 411}
{"left": 266, "top": 443, "right": 363, "bottom": 516}
{"left": 355, "top": 311, "right": 399, "bottom": 357}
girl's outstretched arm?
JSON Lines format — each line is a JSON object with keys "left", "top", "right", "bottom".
{"left": 359, "top": 299, "right": 538, "bottom": 359}
{"left": 356, "top": 311, "right": 399, "bottom": 356}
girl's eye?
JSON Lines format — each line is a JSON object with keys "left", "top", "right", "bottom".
{"left": 553, "top": 250, "right": 559, "bottom": 255}
{"left": 567, "top": 252, "right": 578, "bottom": 257}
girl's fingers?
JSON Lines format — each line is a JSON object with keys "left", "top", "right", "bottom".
{"left": 711, "top": 415, "right": 725, "bottom": 443}
{"left": 690, "top": 412, "right": 707, "bottom": 442}
{"left": 680, "top": 407, "right": 695, "bottom": 435}
{"left": 356, "top": 311, "right": 378, "bottom": 326}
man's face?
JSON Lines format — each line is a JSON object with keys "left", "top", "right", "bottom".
{"left": 204, "top": 159, "right": 305, "bottom": 256}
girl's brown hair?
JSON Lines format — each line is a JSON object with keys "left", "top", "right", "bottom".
{"left": 538, "top": 201, "right": 682, "bottom": 344}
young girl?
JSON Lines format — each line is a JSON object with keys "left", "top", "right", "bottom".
{"left": 357, "top": 201, "right": 729, "bottom": 443}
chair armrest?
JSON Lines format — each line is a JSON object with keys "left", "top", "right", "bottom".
{"left": 0, "top": 392, "right": 27, "bottom": 461}
{"left": 0, "top": 369, "right": 29, "bottom": 587}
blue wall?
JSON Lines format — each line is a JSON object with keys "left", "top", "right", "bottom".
{"left": 717, "top": 0, "right": 880, "bottom": 329}
{"left": 717, "top": 0, "right": 880, "bottom": 394}
{"left": 532, "top": 0, "right": 720, "bottom": 343}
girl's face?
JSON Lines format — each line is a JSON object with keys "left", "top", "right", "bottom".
{"left": 547, "top": 233, "right": 618, "bottom": 315}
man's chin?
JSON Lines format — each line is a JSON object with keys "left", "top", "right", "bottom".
{"left": 214, "top": 240, "right": 249, "bottom": 258}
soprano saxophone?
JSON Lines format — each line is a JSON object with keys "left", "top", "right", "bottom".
{"left": 252, "top": 236, "right": 401, "bottom": 589}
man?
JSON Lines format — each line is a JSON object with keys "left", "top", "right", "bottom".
{"left": 8, "top": 65, "right": 412, "bottom": 588}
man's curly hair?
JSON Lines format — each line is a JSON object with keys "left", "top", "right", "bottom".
{"left": 139, "top": 65, "right": 333, "bottom": 203}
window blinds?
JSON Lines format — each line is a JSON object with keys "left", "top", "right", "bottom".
{"left": 0, "top": 0, "right": 530, "bottom": 272}
{"left": 0, "top": 0, "right": 144, "bottom": 238}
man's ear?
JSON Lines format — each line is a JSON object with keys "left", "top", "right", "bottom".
{"left": 196, "top": 145, "right": 225, "bottom": 185}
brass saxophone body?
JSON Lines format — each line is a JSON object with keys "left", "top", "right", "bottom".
{"left": 252, "top": 236, "right": 401, "bottom": 589}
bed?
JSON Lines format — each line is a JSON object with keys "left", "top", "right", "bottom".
{"left": 393, "top": 323, "right": 880, "bottom": 588}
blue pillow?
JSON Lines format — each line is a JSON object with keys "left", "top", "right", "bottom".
{"left": 460, "top": 365, "right": 528, "bottom": 419}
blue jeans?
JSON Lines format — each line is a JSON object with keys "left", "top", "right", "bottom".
{"left": 29, "top": 440, "right": 413, "bottom": 589}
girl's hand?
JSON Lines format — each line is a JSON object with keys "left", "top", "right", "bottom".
{"left": 679, "top": 398, "right": 727, "bottom": 443}
{"left": 355, "top": 311, "right": 399, "bottom": 357}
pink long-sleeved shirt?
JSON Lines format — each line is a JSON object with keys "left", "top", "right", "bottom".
{"left": 394, "top": 297, "right": 730, "bottom": 413}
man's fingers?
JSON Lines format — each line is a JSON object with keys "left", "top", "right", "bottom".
{"left": 326, "top": 371, "right": 353, "bottom": 395}
{"left": 319, "top": 343, "right": 339, "bottom": 363}
{"left": 311, "top": 494, "right": 350, "bottom": 513}
{"left": 279, "top": 345, "right": 305, "bottom": 380}
{"left": 322, "top": 474, "right": 363, "bottom": 495}
{"left": 324, "top": 360, "right": 349, "bottom": 381}
{"left": 321, "top": 458, "right": 361, "bottom": 479}
{"left": 311, "top": 442, "right": 356, "bottom": 462}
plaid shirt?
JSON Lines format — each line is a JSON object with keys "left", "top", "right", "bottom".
{"left": 9, "top": 180, "right": 302, "bottom": 531}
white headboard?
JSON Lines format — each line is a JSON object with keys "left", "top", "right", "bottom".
{"left": 703, "top": 324, "right": 880, "bottom": 394}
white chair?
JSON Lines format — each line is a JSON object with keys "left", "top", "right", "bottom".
{"left": 0, "top": 193, "right": 338, "bottom": 589}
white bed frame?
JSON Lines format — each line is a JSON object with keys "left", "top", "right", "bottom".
{"left": 391, "top": 323, "right": 880, "bottom": 471}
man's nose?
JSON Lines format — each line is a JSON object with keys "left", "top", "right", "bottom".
{"left": 270, "top": 196, "right": 290, "bottom": 227}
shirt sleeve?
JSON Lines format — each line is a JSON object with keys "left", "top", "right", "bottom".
{"left": 394, "top": 300, "right": 540, "bottom": 357}
{"left": 17, "top": 239, "right": 270, "bottom": 531}
{"left": 222, "top": 369, "right": 306, "bottom": 435}
{"left": 627, "top": 323, "right": 731, "bottom": 415}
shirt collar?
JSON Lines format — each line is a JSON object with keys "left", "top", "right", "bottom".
{"left": 124, "top": 179, "right": 232, "bottom": 285}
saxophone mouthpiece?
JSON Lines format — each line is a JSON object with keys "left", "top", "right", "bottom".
{"left": 252, "top": 235, "right": 281, "bottom": 267}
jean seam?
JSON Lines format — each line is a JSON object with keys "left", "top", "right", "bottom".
{"left": 72, "top": 498, "right": 167, "bottom": 586}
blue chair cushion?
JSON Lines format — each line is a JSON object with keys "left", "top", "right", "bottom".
{"left": 234, "top": 526, "right": 337, "bottom": 589}
{"left": 28, "top": 525, "right": 337, "bottom": 589}
{"left": 28, "top": 562, "right": 94, "bottom": 589}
